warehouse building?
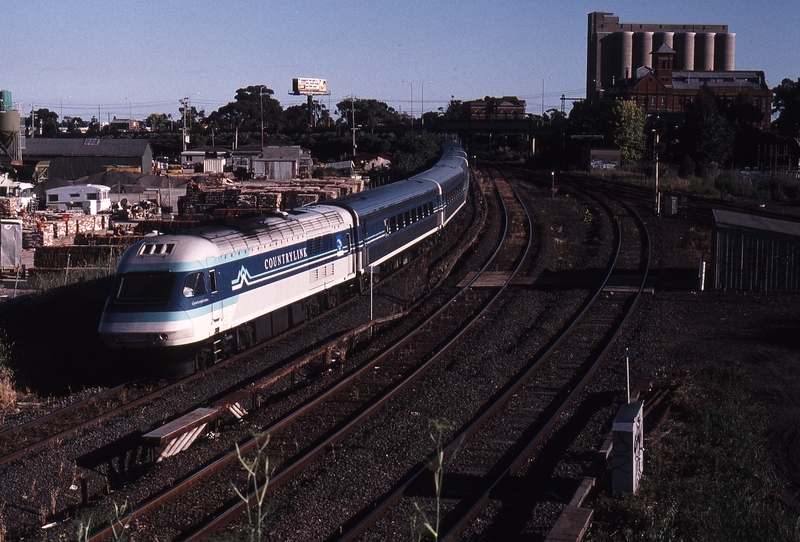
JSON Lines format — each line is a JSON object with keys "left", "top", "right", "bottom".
{"left": 22, "top": 138, "right": 153, "bottom": 180}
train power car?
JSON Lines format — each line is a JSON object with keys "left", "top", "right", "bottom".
{"left": 99, "top": 140, "right": 469, "bottom": 376}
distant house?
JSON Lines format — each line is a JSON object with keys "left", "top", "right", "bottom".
{"left": 462, "top": 96, "right": 527, "bottom": 121}
{"left": 253, "top": 146, "right": 313, "bottom": 180}
{"left": 109, "top": 117, "right": 141, "bottom": 132}
{"left": 23, "top": 138, "right": 153, "bottom": 180}
{"left": 180, "top": 146, "right": 231, "bottom": 173}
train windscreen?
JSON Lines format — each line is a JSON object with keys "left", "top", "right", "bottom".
{"left": 117, "top": 273, "right": 175, "bottom": 303}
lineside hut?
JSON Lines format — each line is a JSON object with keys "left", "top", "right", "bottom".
{"left": 712, "top": 209, "right": 800, "bottom": 291}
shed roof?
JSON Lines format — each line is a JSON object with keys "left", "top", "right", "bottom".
{"left": 24, "top": 138, "right": 151, "bottom": 157}
{"left": 713, "top": 209, "right": 800, "bottom": 237}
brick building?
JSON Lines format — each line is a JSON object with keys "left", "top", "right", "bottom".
{"left": 462, "top": 96, "right": 526, "bottom": 121}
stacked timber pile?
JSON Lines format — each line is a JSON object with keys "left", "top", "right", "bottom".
{"left": 177, "top": 177, "right": 364, "bottom": 215}
{"left": 0, "top": 198, "right": 22, "bottom": 218}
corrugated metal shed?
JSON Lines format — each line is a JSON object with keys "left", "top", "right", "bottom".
{"left": 712, "top": 209, "right": 800, "bottom": 291}
{"left": 23, "top": 138, "right": 152, "bottom": 180}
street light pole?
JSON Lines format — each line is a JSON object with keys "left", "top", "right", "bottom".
{"left": 259, "top": 85, "right": 265, "bottom": 148}
{"left": 421, "top": 81, "right": 431, "bottom": 126}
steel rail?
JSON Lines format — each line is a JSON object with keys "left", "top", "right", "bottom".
{"left": 440, "top": 192, "right": 651, "bottom": 541}
{"left": 336, "top": 180, "right": 647, "bottom": 541}
{"left": 84, "top": 169, "right": 505, "bottom": 541}
{"left": 177, "top": 171, "right": 526, "bottom": 541}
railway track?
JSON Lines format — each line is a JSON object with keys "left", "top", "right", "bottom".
{"left": 1, "top": 175, "right": 483, "bottom": 541}
{"left": 335, "top": 170, "right": 650, "bottom": 540}
{"left": 78, "top": 167, "right": 528, "bottom": 541}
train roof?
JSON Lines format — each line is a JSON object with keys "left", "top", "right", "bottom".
{"left": 329, "top": 178, "right": 440, "bottom": 219}
{"left": 182, "top": 206, "right": 350, "bottom": 254}
{"left": 123, "top": 206, "right": 350, "bottom": 267}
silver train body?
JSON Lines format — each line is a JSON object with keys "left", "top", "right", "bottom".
{"left": 98, "top": 141, "right": 469, "bottom": 375}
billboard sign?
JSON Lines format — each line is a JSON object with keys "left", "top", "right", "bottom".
{"left": 292, "top": 78, "right": 328, "bottom": 95}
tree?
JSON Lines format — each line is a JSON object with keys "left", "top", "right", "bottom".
{"left": 146, "top": 113, "right": 169, "bottom": 132}
{"left": 611, "top": 99, "right": 645, "bottom": 165}
{"left": 207, "top": 85, "right": 283, "bottom": 136}
{"left": 772, "top": 78, "right": 800, "bottom": 146}
{"left": 336, "top": 98, "right": 401, "bottom": 127}
{"left": 680, "top": 86, "right": 734, "bottom": 170}
{"left": 32, "top": 108, "right": 59, "bottom": 137}
{"left": 441, "top": 99, "right": 463, "bottom": 121}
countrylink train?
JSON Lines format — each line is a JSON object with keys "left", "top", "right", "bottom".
{"left": 98, "top": 140, "right": 469, "bottom": 376}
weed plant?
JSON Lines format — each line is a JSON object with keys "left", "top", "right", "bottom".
{"left": 232, "top": 431, "right": 273, "bottom": 542}
{"left": 411, "top": 418, "right": 459, "bottom": 542}
{"left": 588, "top": 362, "right": 800, "bottom": 542}
{"left": 0, "top": 330, "right": 15, "bottom": 407}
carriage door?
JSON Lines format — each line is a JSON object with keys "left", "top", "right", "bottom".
{"left": 207, "top": 265, "right": 222, "bottom": 327}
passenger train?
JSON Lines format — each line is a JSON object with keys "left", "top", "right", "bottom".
{"left": 98, "top": 140, "right": 469, "bottom": 376}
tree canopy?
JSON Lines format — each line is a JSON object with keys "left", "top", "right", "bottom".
{"left": 772, "top": 78, "right": 800, "bottom": 145}
{"left": 679, "top": 86, "right": 734, "bottom": 171}
{"left": 207, "top": 85, "right": 283, "bottom": 134}
{"left": 336, "top": 98, "right": 401, "bottom": 127}
{"left": 611, "top": 99, "right": 646, "bottom": 165}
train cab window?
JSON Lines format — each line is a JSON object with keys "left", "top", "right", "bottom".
{"left": 209, "top": 270, "right": 218, "bottom": 293}
{"left": 182, "top": 272, "right": 207, "bottom": 298}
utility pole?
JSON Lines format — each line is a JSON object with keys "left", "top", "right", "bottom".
{"left": 402, "top": 80, "right": 413, "bottom": 126}
{"left": 350, "top": 95, "right": 358, "bottom": 156}
{"left": 180, "top": 96, "right": 189, "bottom": 151}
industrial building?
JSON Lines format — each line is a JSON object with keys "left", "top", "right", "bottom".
{"left": 587, "top": 11, "right": 733, "bottom": 99}
{"left": 20, "top": 138, "right": 153, "bottom": 180}
{"left": 586, "top": 11, "right": 771, "bottom": 128}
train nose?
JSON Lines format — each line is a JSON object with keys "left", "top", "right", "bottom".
{"left": 99, "top": 305, "right": 195, "bottom": 348}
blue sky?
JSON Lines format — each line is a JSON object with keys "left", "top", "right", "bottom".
{"left": 5, "top": 0, "right": 798, "bottom": 122}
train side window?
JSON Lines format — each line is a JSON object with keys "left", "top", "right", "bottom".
{"left": 209, "top": 270, "right": 218, "bottom": 293}
{"left": 404, "top": 211, "right": 411, "bottom": 225}
{"left": 183, "top": 272, "right": 207, "bottom": 298}
{"left": 389, "top": 216, "right": 397, "bottom": 233}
